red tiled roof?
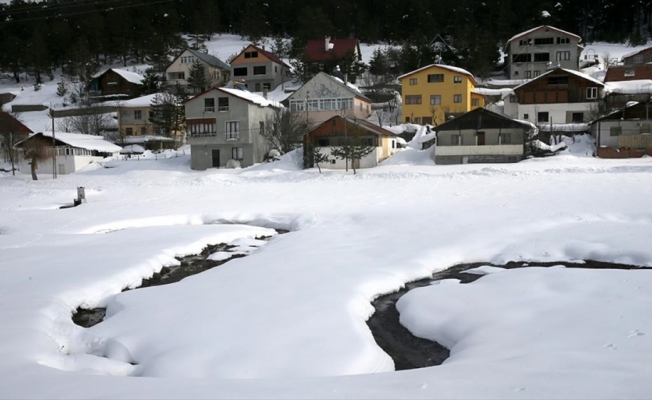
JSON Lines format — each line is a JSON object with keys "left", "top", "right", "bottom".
{"left": 605, "top": 65, "right": 652, "bottom": 82}
{"left": 304, "top": 38, "right": 360, "bottom": 61}
{"left": 0, "top": 112, "right": 33, "bottom": 135}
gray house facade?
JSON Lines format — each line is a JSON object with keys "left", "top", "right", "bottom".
{"left": 505, "top": 25, "right": 583, "bottom": 80}
{"left": 185, "top": 87, "right": 281, "bottom": 170}
{"left": 428, "top": 108, "right": 536, "bottom": 164}
{"left": 166, "top": 49, "right": 231, "bottom": 94}
{"left": 230, "top": 45, "right": 291, "bottom": 92}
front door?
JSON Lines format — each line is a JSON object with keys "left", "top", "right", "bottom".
{"left": 211, "top": 150, "right": 220, "bottom": 168}
{"left": 352, "top": 158, "right": 361, "bottom": 170}
{"left": 477, "top": 131, "right": 485, "bottom": 146}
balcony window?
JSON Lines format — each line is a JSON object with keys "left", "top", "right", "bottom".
{"left": 204, "top": 98, "right": 215, "bottom": 112}
{"left": 226, "top": 121, "right": 240, "bottom": 140}
{"left": 218, "top": 97, "right": 229, "bottom": 111}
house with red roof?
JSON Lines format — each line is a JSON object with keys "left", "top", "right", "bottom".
{"left": 230, "top": 45, "right": 292, "bottom": 92}
{"left": 0, "top": 112, "right": 33, "bottom": 170}
{"left": 302, "top": 37, "right": 363, "bottom": 82}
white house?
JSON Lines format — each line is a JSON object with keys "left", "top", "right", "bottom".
{"left": 14, "top": 132, "right": 121, "bottom": 177}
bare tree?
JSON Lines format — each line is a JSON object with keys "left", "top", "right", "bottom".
{"left": 0, "top": 111, "right": 27, "bottom": 175}
{"left": 261, "top": 109, "right": 309, "bottom": 154}
{"left": 58, "top": 104, "right": 114, "bottom": 137}
{"left": 18, "top": 135, "right": 52, "bottom": 180}
{"left": 304, "top": 144, "right": 330, "bottom": 173}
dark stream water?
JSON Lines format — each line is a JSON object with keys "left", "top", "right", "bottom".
{"left": 366, "top": 260, "right": 643, "bottom": 371}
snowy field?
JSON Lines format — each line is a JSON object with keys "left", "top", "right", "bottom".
{"left": 1, "top": 139, "right": 652, "bottom": 398}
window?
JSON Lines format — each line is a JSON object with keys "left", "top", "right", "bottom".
{"left": 548, "top": 76, "right": 569, "bottom": 85}
{"left": 275, "top": 66, "right": 278, "bottom": 73}
{"left": 204, "top": 98, "right": 215, "bottom": 112}
{"left": 180, "top": 56, "right": 195, "bottom": 64}
{"left": 451, "top": 134, "right": 461, "bottom": 145}
{"left": 263, "top": 83, "right": 271, "bottom": 90}
{"left": 391, "top": 140, "right": 395, "bottom": 149}
{"left": 500, "top": 133, "right": 512, "bottom": 144}
{"left": 534, "top": 37, "right": 554, "bottom": 45}
{"left": 259, "top": 121, "right": 264, "bottom": 135}
{"left": 472, "top": 98, "right": 480, "bottom": 107}
{"left": 253, "top": 66, "right": 266, "bottom": 75}
{"left": 453, "top": 94, "right": 462, "bottom": 103}
{"left": 557, "top": 37, "right": 570, "bottom": 44}
{"left": 361, "top": 138, "right": 374, "bottom": 146}
{"left": 454, "top": 76, "right": 462, "bottom": 83}
{"left": 634, "top": 55, "right": 644, "bottom": 64}
{"left": 641, "top": 124, "right": 651, "bottom": 134}
{"left": 218, "top": 97, "right": 229, "bottom": 111}
{"left": 610, "top": 126, "right": 622, "bottom": 137}
{"left": 169, "top": 72, "right": 185, "bottom": 80}
{"left": 514, "top": 71, "right": 519, "bottom": 76}
{"left": 232, "top": 147, "right": 244, "bottom": 160}
{"left": 134, "top": 110, "right": 142, "bottom": 120}
{"left": 225, "top": 121, "right": 240, "bottom": 140}
{"left": 537, "top": 112, "right": 549, "bottom": 123}
{"left": 244, "top": 51, "right": 258, "bottom": 59}
{"left": 526, "top": 71, "right": 532, "bottom": 79}
{"left": 523, "top": 113, "right": 529, "bottom": 120}
{"left": 126, "top": 127, "right": 133, "bottom": 135}
{"left": 427, "top": 74, "right": 444, "bottom": 83}
{"left": 140, "top": 127, "right": 147, "bottom": 135}
{"left": 534, "top": 53, "right": 550, "bottom": 62}
{"left": 409, "top": 78, "right": 418, "bottom": 85}
{"left": 586, "top": 87, "right": 598, "bottom": 100}
{"left": 625, "top": 68, "right": 635, "bottom": 77}
{"left": 414, "top": 117, "right": 421, "bottom": 124}
{"left": 430, "top": 95, "right": 441, "bottom": 105}
{"left": 234, "top": 67, "right": 247, "bottom": 76}
{"left": 556, "top": 51, "right": 571, "bottom": 61}
{"left": 509, "top": 95, "right": 519, "bottom": 103}
{"left": 318, "top": 138, "right": 330, "bottom": 146}
{"left": 512, "top": 54, "right": 532, "bottom": 63}
{"left": 533, "top": 70, "right": 540, "bottom": 77}
{"left": 519, "top": 39, "right": 532, "bottom": 46}
{"left": 405, "top": 95, "right": 422, "bottom": 105}
{"left": 572, "top": 112, "right": 584, "bottom": 123}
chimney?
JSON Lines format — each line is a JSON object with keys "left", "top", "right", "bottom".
{"left": 344, "top": 73, "right": 348, "bottom": 84}
{"left": 325, "top": 36, "right": 331, "bottom": 52}
{"left": 263, "top": 88, "right": 268, "bottom": 99}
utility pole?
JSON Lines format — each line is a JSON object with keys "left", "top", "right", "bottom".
{"left": 50, "top": 104, "right": 56, "bottom": 179}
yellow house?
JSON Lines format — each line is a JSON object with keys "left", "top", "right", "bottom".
{"left": 398, "top": 64, "right": 485, "bottom": 125}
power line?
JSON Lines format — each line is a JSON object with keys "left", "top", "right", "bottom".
{"left": 0, "top": 0, "right": 129, "bottom": 16}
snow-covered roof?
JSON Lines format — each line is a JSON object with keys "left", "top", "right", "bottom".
{"left": 120, "top": 144, "right": 145, "bottom": 154}
{"left": 122, "top": 135, "right": 176, "bottom": 143}
{"left": 620, "top": 47, "right": 652, "bottom": 61}
{"left": 16, "top": 131, "right": 122, "bottom": 153}
{"left": 486, "top": 78, "right": 531, "bottom": 88}
{"left": 93, "top": 68, "right": 144, "bottom": 85}
{"left": 331, "top": 76, "right": 363, "bottom": 94}
{"left": 398, "top": 64, "right": 476, "bottom": 84}
{"left": 506, "top": 25, "right": 581, "bottom": 46}
{"left": 217, "top": 88, "right": 284, "bottom": 108}
{"left": 119, "top": 93, "right": 166, "bottom": 108}
{"left": 604, "top": 80, "right": 652, "bottom": 95}
{"left": 473, "top": 88, "right": 514, "bottom": 97}
{"left": 514, "top": 68, "right": 604, "bottom": 91}
{"left": 538, "top": 123, "right": 590, "bottom": 132}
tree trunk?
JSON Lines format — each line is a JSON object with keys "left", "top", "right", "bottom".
{"left": 30, "top": 161, "right": 38, "bottom": 181}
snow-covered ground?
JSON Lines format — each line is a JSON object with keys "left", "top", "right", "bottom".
{"left": 2, "top": 136, "right": 652, "bottom": 398}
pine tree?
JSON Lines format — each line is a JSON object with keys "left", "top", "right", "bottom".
{"left": 187, "top": 60, "right": 209, "bottom": 94}
{"left": 141, "top": 68, "right": 162, "bottom": 95}
{"left": 149, "top": 93, "right": 185, "bottom": 139}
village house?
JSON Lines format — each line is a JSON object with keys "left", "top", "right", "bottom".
{"left": 0, "top": 112, "right": 33, "bottom": 169}
{"left": 14, "top": 131, "right": 121, "bottom": 176}
{"left": 425, "top": 107, "right": 536, "bottom": 165}
{"left": 303, "top": 115, "right": 400, "bottom": 170}
{"left": 287, "top": 72, "right": 372, "bottom": 126}
{"left": 504, "top": 67, "right": 604, "bottom": 125}
{"left": 88, "top": 68, "right": 144, "bottom": 101}
{"left": 398, "top": 64, "right": 485, "bottom": 125}
{"left": 590, "top": 100, "right": 652, "bottom": 158}
{"left": 504, "top": 25, "right": 583, "bottom": 80}
{"left": 604, "top": 64, "right": 652, "bottom": 83}
{"left": 603, "top": 80, "right": 652, "bottom": 110}
{"left": 184, "top": 87, "right": 281, "bottom": 170}
{"left": 166, "top": 49, "right": 231, "bottom": 94}
{"left": 621, "top": 47, "right": 652, "bottom": 65}
{"left": 304, "top": 37, "right": 362, "bottom": 67}
{"left": 230, "top": 45, "right": 291, "bottom": 92}
{"left": 117, "top": 93, "right": 184, "bottom": 144}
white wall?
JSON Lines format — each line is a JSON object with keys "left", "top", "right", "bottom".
{"left": 518, "top": 102, "right": 595, "bottom": 124}
{"left": 316, "top": 147, "right": 381, "bottom": 170}
{"left": 18, "top": 154, "right": 109, "bottom": 177}
{"left": 436, "top": 144, "right": 523, "bottom": 157}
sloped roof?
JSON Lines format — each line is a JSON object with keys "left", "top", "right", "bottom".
{"left": 306, "top": 115, "right": 396, "bottom": 137}
{"left": 604, "top": 79, "right": 652, "bottom": 95}
{"left": 183, "top": 87, "right": 283, "bottom": 108}
{"left": 431, "top": 107, "right": 534, "bottom": 133}
{"left": 397, "top": 64, "right": 477, "bottom": 85}
{"left": 620, "top": 47, "right": 652, "bottom": 61}
{"left": 304, "top": 38, "right": 360, "bottom": 61}
{"left": 119, "top": 93, "right": 163, "bottom": 107}
{"left": 288, "top": 72, "right": 371, "bottom": 102}
{"left": 514, "top": 67, "right": 604, "bottom": 91}
{"left": 591, "top": 100, "right": 652, "bottom": 123}
{"left": 186, "top": 48, "right": 231, "bottom": 71}
{"left": 232, "top": 45, "right": 291, "bottom": 69}
{"left": 506, "top": 25, "right": 581, "bottom": 46}
{"left": 92, "top": 68, "right": 144, "bottom": 85}
{"left": 0, "top": 112, "right": 33, "bottom": 134}
{"left": 14, "top": 132, "right": 121, "bottom": 153}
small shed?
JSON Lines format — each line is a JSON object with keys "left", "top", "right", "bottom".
{"left": 14, "top": 132, "right": 121, "bottom": 176}
{"left": 89, "top": 69, "right": 144, "bottom": 100}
